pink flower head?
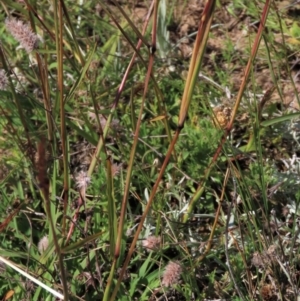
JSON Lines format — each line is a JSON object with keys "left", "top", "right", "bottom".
{"left": 5, "top": 17, "right": 41, "bottom": 53}
{"left": 161, "top": 261, "right": 182, "bottom": 287}
{"left": 38, "top": 236, "right": 49, "bottom": 254}
{"left": 142, "top": 236, "right": 161, "bottom": 251}
{"left": 75, "top": 171, "right": 91, "bottom": 189}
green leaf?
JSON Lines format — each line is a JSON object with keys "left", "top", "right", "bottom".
{"left": 261, "top": 112, "right": 300, "bottom": 127}
{"left": 61, "top": 231, "right": 104, "bottom": 254}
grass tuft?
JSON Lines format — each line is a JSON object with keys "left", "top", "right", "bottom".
{"left": 1, "top": 0, "right": 300, "bottom": 300}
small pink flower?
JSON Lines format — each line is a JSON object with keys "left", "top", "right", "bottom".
{"left": 142, "top": 236, "right": 161, "bottom": 251}
{"left": 38, "top": 236, "right": 49, "bottom": 254}
{"left": 111, "top": 163, "right": 122, "bottom": 177}
{"left": 161, "top": 261, "right": 181, "bottom": 287}
{"left": 5, "top": 17, "right": 41, "bottom": 53}
{"left": 75, "top": 171, "right": 91, "bottom": 189}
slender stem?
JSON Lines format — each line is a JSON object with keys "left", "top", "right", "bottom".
{"left": 53, "top": 0, "right": 69, "bottom": 299}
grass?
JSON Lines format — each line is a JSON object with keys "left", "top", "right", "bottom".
{"left": 0, "top": 0, "right": 300, "bottom": 300}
